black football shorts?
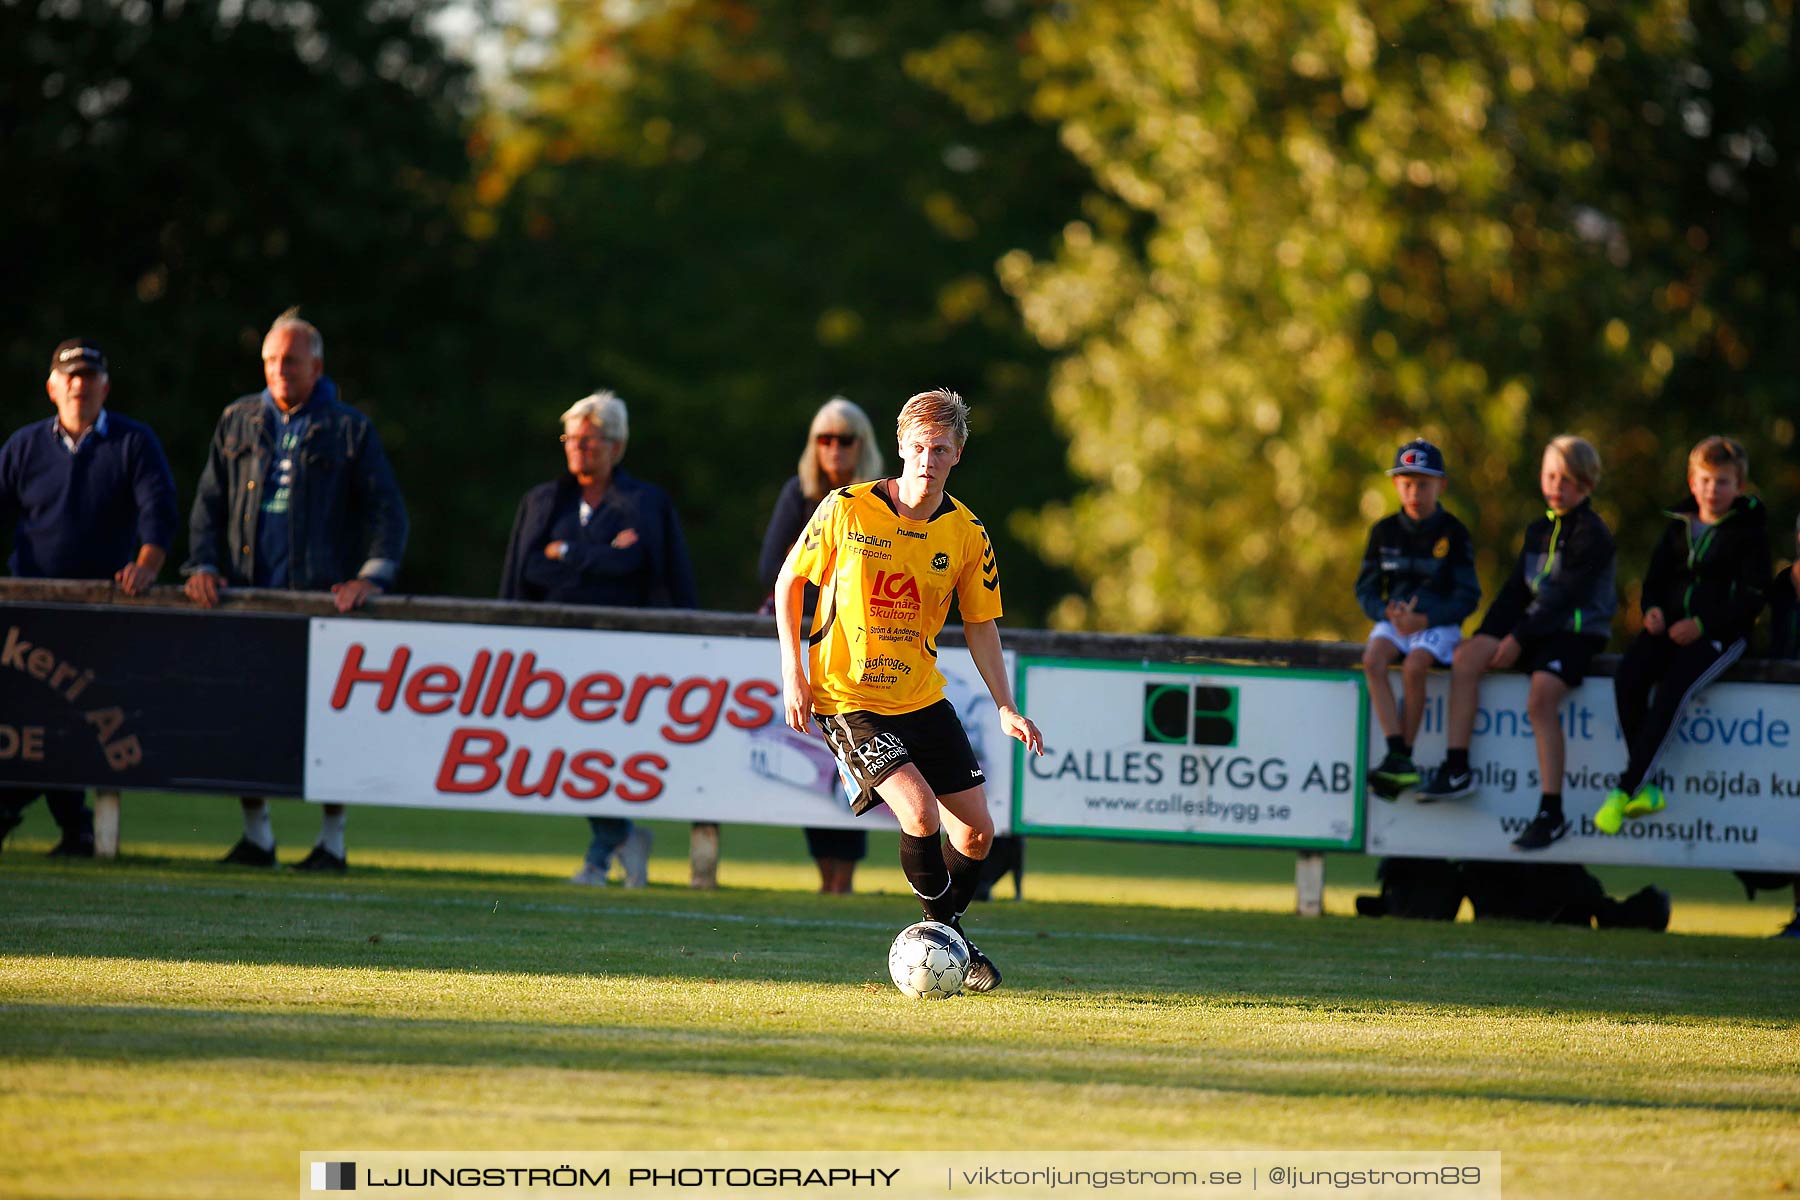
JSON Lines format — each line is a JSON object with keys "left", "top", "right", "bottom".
{"left": 816, "top": 698, "right": 985, "bottom": 816}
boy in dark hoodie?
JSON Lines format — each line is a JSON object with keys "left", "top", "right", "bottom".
{"left": 1596, "top": 437, "right": 1770, "bottom": 836}
{"left": 1417, "top": 435, "right": 1617, "bottom": 852}
{"left": 1355, "top": 440, "right": 1481, "bottom": 797}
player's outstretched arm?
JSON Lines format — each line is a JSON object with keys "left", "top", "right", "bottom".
{"left": 773, "top": 558, "right": 814, "bottom": 733}
{"left": 963, "top": 618, "right": 1043, "bottom": 756}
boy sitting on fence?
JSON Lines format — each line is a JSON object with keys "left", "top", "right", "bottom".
{"left": 1355, "top": 440, "right": 1480, "bottom": 798}
{"left": 1596, "top": 436, "right": 1769, "bottom": 836}
{"left": 1416, "top": 435, "right": 1617, "bottom": 852}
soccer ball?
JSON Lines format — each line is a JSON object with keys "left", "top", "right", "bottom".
{"left": 888, "top": 920, "right": 970, "bottom": 999}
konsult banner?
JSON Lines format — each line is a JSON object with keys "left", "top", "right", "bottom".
{"left": 1012, "top": 657, "right": 1365, "bottom": 849}
{"left": 1366, "top": 673, "right": 1800, "bottom": 870}
{"left": 304, "top": 618, "right": 1013, "bottom": 831}
{"left": 0, "top": 602, "right": 306, "bottom": 794}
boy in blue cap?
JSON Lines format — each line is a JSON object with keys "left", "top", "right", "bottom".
{"left": 1355, "top": 440, "right": 1480, "bottom": 797}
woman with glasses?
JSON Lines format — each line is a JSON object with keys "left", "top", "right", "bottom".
{"left": 500, "top": 390, "right": 698, "bottom": 889}
{"left": 757, "top": 397, "right": 883, "bottom": 893}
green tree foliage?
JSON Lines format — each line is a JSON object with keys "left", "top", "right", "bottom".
{"left": 471, "top": 0, "right": 1087, "bottom": 617}
{"left": 977, "top": 0, "right": 1800, "bottom": 637}
{"left": 0, "top": 0, "right": 486, "bottom": 593}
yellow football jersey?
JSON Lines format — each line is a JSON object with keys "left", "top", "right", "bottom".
{"left": 785, "top": 479, "right": 1003, "bottom": 716}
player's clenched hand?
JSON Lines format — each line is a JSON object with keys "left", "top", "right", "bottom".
{"left": 783, "top": 670, "right": 815, "bottom": 734}
{"left": 999, "top": 706, "right": 1044, "bottom": 756}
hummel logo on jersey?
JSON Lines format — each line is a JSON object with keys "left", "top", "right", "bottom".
{"left": 895, "top": 528, "right": 928, "bottom": 539}
{"left": 970, "top": 768, "right": 983, "bottom": 778}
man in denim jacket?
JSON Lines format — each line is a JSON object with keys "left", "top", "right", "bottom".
{"left": 183, "top": 308, "right": 408, "bottom": 872}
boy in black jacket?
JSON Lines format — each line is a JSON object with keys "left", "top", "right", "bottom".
{"left": 1767, "top": 512, "right": 1799, "bottom": 660}
{"left": 1418, "top": 436, "right": 1617, "bottom": 852}
{"left": 1355, "top": 440, "right": 1480, "bottom": 796}
{"left": 1596, "top": 437, "right": 1770, "bottom": 836}
{"left": 1745, "top": 513, "right": 1800, "bottom": 937}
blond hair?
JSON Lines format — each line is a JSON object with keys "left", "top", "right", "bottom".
{"left": 1547, "top": 434, "right": 1602, "bottom": 489}
{"left": 1688, "top": 435, "right": 1748, "bottom": 484}
{"left": 896, "top": 387, "right": 970, "bottom": 450}
{"left": 799, "top": 397, "right": 882, "bottom": 501}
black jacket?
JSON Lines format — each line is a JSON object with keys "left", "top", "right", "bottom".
{"left": 499, "top": 470, "right": 697, "bottom": 608}
{"left": 1764, "top": 565, "right": 1797, "bottom": 659}
{"left": 1484, "top": 498, "right": 1616, "bottom": 641}
{"left": 1638, "top": 493, "right": 1770, "bottom": 644}
{"left": 1354, "top": 506, "right": 1480, "bottom": 626}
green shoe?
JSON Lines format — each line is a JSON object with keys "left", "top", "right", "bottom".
{"left": 1624, "top": 783, "right": 1666, "bottom": 820}
{"left": 1594, "top": 788, "right": 1630, "bottom": 835}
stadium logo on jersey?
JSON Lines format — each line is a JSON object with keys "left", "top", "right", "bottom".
{"left": 847, "top": 530, "right": 893, "bottom": 549}
{"left": 931, "top": 552, "right": 950, "bottom": 572}
{"left": 869, "top": 571, "right": 922, "bottom": 615}
{"left": 1141, "top": 683, "right": 1238, "bottom": 747}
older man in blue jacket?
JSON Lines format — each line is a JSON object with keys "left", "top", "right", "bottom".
{"left": 0, "top": 338, "right": 178, "bottom": 857}
{"left": 183, "top": 308, "right": 409, "bottom": 873}
{"left": 501, "top": 390, "right": 697, "bottom": 887}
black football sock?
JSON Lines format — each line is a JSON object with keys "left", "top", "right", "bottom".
{"left": 1386, "top": 735, "right": 1407, "bottom": 756}
{"left": 899, "top": 831, "right": 954, "bottom": 923}
{"left": 942, "top": 839, "right": 986, "bottom": 920}
{"left": 1446, "top": 747, "right": 1471, "bottom": 774}
{"left": 1539, "top": 792, "right": 1564, "bottom": 823}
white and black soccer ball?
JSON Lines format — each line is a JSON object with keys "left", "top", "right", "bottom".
{"left": 888, "top": 920, "right": 970, "bottom": 999}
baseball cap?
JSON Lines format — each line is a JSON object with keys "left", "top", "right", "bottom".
{"left": 50, "top": 339, "right": 107, "bottom": 376}
{"left": 1388, "top": 439, "right": 1446, "bottom": 478}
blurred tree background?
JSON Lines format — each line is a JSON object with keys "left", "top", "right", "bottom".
{"left": 3, "top": 0, "right": 1796, "bottom": 637}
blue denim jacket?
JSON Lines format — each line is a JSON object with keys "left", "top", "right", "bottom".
{"left": 182, "top": 378, "right": 408, "bottom": 590}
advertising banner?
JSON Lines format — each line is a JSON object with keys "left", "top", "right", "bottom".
{"left": 1365, "top": 673, "right": 1800, "bottom": 870}
{"left": 1013, "top": 658, "right": 1365, "bottom": 849}
{"left": 304, "top": 619, "right": 1014, "bottom": 832}
{"left": 0, "top": 602, "right": 306, "bottom": 794}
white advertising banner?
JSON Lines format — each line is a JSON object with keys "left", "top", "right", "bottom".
{"left": 304, "top": 619, "right": 1013, "bottom": 832}
{"left": 1365, "top": 673, "right": 1800, "bottom": 869}
{"left": 1013, "top": 658, "right": 1365, "bottom": 849}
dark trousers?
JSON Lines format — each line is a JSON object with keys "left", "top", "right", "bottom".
{"left": 1613, "top": 632, "right": 1745, "bottom": 795}
{"left": 0, "top": 787, "right": 91, "bottom": 836}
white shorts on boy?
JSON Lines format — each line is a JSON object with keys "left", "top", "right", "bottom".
{"left": 1368, "top": 621, "right": 1462, "bottom": 665}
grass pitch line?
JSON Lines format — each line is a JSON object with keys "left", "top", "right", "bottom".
{"left": 2, "top": 875, "right": 1787, "bottom": 972}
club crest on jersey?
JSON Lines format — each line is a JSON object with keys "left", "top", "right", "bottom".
{"left": 869, "top": 570, "right": 923, "bottom": 615}
{"left": 1433, "top": 537, "right": 1450, "bottom": 559}
{"left": 931, "top": 552, "right": 949, "bottom": 572}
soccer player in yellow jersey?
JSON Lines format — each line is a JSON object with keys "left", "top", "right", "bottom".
{"left": 776, "top": 388, "right": 1044, "bottom": 992}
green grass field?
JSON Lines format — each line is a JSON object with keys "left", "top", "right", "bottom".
{"left": 1, "top": 795, "right": 1795, "bottom": 1200}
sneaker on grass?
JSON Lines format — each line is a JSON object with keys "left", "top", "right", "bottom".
{"left": 292, "top": 844, "right": 347, "bottom": 873}
{"left": 220, "top": 836, "right": 277, "bottom": 867}
{"left": 1415, "top": 762, "right": 1475, "bottom": 803}
{"left": 950, "top": 918, "right": 1002, "bottom": 993}
{"left": 568, "top": 862, "right": 610, "bottom": 887}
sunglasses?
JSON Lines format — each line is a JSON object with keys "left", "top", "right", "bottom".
{"left": 814, "top": 432, "right": 858, "bottom": 448}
